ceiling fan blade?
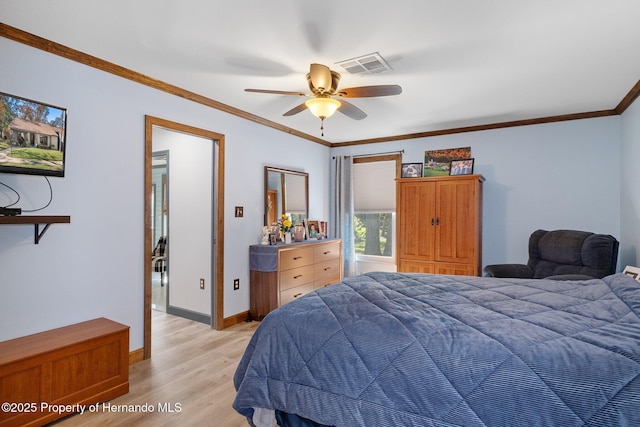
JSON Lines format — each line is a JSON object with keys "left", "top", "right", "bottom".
{"left": 337, "top": 100, "right": 367, "bottom": 120}
{"left": 337, "top": 85, "right": 402, "bottom": 98}
{"left": 245, "top": 88, "right": 308, "bottom": 96}
{"left": 283, "top": 102, "right": 308, "bottom": 116}
{"left": 309, "top": 63, "right": 333, "bottom": 93}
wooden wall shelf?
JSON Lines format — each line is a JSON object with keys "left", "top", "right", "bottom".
{"left": 0, "top": 215, "right": 71, "bottom": 244}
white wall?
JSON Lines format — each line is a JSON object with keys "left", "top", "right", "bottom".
{"left": 153, "top": 128, "right": 212, "bottom": 317}
{"left": 331, "top": 116, "right": 622, "bottom": 269}
{"left": 0, "top": 36, "right": 330, "bottom": 350}
{"left": 620, "top": 96, "right": 640, "bottom": 267}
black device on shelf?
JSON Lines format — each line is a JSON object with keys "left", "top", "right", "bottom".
{"left": 0, "top": 207, "right": 22, "bottom": 216}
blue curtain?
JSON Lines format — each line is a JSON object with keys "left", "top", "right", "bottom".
{"left": 333, "top": 155, "right": 356, "bottom": 278}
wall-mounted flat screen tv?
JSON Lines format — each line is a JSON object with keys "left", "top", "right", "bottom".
{"left": 0, "top": 92, "right": 67, "bottom": 177}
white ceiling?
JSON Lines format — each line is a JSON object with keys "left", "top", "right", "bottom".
{"left": 2, "top": 0, "right": 640, "bottom": 144}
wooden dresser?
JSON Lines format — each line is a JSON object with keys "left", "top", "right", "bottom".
{"left": 249, "top": 239, "right": 343, "bottom": 320}
{"left": 397, "top": 174, "right": 484, "bottom": 276}
{"left": 0, "top": 318, "right": 129, "bottom": 427}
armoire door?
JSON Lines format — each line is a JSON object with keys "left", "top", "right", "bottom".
{"left": 435, "top": 178, "right": 477, "bottom": 264}
{"left": 398, "top": 181, "right": 436, "bottom": 261}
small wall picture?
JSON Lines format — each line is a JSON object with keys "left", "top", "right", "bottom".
{"left": 307, "top": 219, "right": 320, "bottom": 240}
{"left": 401, "top": 163, "right": 423, "bottom": 178}
{"left": 450, "top": 158, "right": 474, "bottom": 176}
{"left": 623, "top": 265, "right": 640, "bottom": 282}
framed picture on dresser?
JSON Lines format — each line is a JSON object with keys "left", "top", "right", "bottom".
{"left": 307, "top": 219, "right": 320, "bottom": 239}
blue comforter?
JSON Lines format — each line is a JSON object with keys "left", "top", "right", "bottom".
{"left": 233, "top": 272, "right": 640, "bottom": 426}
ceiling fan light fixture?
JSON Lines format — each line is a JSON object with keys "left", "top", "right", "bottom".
{"left": 305, "top": 97, "right": 341, "bottom": 119}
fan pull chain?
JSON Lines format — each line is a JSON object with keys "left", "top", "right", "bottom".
{"left": 320, "top": 117, "right": 325, "bottom": 137}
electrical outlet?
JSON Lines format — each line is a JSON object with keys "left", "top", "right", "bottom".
{"left": 200, "top": 278, "right": 205, "bottom": 289}
{"left": 233, "top": 278, "right": 240, "bottom": 290}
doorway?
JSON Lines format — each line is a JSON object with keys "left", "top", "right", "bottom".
{"left": 144, "top": 116, "right": 225, "bottom": 360}
{"left": 151, "top": 151, "right": 168, "bottom": 312}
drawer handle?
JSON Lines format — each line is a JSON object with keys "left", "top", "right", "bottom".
{"left": 324, "top": 267, "right": 331, "bottom": 271}
{"left": 294, "top": 274, "right": 303, "bottom": 279}
{"left": 323, "top": 251, "right": 331, "bottom": 255}
{"left": 293, "top": 256, "right": 303, "bottom": 260}
{"left": 293, "top": 293, "right": 303, "bottom": 298}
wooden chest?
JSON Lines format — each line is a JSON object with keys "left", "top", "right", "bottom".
{"left": 0, "top": 318, "right": 129, "bottom": 427}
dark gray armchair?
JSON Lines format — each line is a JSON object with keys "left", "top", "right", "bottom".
{"left": 484, "top": 229, "right": 619, "bottom": 280}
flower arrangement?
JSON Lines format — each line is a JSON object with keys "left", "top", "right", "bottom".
{"left": 278, "top": 214, "right": 293, "bottom": 233}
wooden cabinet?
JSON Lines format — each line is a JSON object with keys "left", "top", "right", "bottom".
{"left": 0, "top": 318, "right": 129, "bottom": 427}
{"left": 249, "top": 240, "right": 342, "bottom": 320}
{"left": 397, "top": 175, "right": 483, "bottom": 276}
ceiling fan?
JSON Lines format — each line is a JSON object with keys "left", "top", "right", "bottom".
{"left": 245, "top": 63, "right": 402, "bottom": 136}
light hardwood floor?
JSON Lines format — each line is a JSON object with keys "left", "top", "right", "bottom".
{"left": 53, "top": 311, "right": 259, "bottom": 426}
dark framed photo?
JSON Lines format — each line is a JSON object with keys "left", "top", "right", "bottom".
{"left": 449, "top": 158, "right": 474, "bottom": 176}
{"left": 401, "top": 163, "right": 423, "bottom": 178}
{"left": 269, "top": 233, "right": 277, "bottom": 245}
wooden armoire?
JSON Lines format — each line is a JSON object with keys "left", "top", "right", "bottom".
{"left": 396, "top": 174, "right": 484, "bottom": 276}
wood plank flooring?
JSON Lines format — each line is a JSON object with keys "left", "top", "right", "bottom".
{"left": 53, "top": 311, "right": 259, "bottom": 426}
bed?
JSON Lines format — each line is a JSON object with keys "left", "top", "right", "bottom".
{"left": 233, "top": 272, "right": 640, "bottom": 427}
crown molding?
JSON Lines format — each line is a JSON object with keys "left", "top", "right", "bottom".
{"left": 331, "top": 110, "right": 618, "bottom": 147}
{"left": 0, "top": 22, "right": 329, "bottom": 147}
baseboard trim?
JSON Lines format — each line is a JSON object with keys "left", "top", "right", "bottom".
{"left": 129, "top": 348, "right": 144, "bottom": 364}
{"left": 223, "top": 310, "right": 250, "bottom": 328}
{"left": 167, "top": 305, "right": 211, "bottom": 325}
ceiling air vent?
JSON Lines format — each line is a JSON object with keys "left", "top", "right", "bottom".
{"left": 336, "top": 52, "right": 392, "bottom": 76}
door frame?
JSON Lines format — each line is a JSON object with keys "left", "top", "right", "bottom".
{"left": 144, "top": 115, "right": 225, "bottom": 359}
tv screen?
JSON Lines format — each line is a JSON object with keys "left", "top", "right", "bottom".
{"left": 0, "top": 92, "right": 67, "bottom": 177}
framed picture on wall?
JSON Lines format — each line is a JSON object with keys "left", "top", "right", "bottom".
{"left": 449, "top": 158, "right": 474, "bottom": 176}
{"left": 401, "top": 163, "right": 423, "bottom": 178}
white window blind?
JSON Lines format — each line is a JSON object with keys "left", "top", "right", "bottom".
{"left": 285, "top": 173, "right": 306, "bottom": 213}
{"left": 353, "top": 160, "right": 396, "bottom": 212}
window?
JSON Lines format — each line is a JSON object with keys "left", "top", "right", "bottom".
{"left": 352, "top": 156, "right": 400, "bottom": 262}
{"left": 354, "top": 212, "right": 394, "bottom": 257}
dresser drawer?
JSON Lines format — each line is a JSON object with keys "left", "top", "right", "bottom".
{"left": 280, "top": 247, "right": 314, "bottom": 270}
{"left": 314, "top": 277, "right": 340, "bottom": 290}
{"left": 314, "top": 241, "right": 341, "bottom": 263}
{"left": 314, "top": 259, "right": 340, "bottom": 281}
{"left": 280, "top": 265, "right": 314, "bottom": 291}
{"left": 280, "top": 283, "right": 314, "bottom": 305}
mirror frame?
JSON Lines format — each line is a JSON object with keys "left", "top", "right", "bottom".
{"left": 264, "top": 166, "right": 309, "bottom": 226}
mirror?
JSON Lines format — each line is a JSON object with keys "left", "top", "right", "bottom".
{"left": 265, "top": 166, "right": 309, "bottom": 227}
